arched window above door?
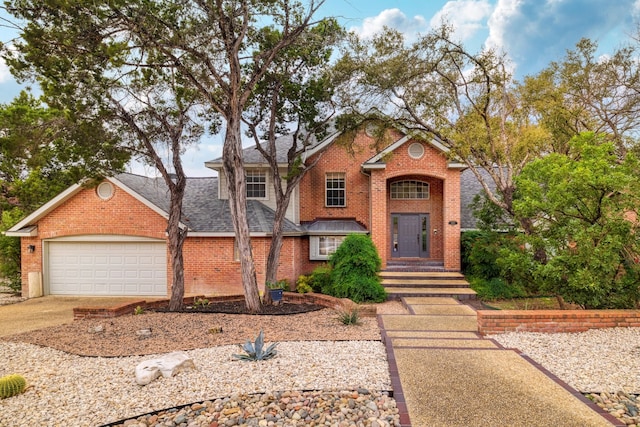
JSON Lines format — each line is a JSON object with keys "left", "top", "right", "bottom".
{"left": 390, "top": 180, "right": 430, "bottom": 199}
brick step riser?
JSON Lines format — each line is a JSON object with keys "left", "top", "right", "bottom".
{"left": 386, "top": 292, "right": 477, "bottom": 300}
{"left": 383, "top": 283, "right": 472, "bottom": 289}
{"left": 380, "top": 276, "right": 465, "bottom": 281}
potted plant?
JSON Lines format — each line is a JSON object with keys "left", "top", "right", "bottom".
{"left": 266, "top": 279, "right": 288, "bottom": 303}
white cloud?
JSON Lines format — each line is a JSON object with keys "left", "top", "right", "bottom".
{"left": 430, "top": 0, "right": 493, "bottom": 42}
{"left": 351, "top": 8, "right": 427, "bottom": 40}
{"left": 485, "top": 0, "right": 639, "bottom": 78}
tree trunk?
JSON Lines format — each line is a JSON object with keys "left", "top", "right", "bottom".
{"left": 167, "top": 175, "right": 188, "bottom": 311}
{"left": 263, "top": 190, "right": 293, "bottom": 304}
{"left": 223, "top": 120, "right": 263, "bottom": 313}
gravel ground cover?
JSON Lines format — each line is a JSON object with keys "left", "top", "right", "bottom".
{"left": 490, "top": 327, "right": 640, "bottom": 426}
{"left": 0, "top": 300, "right": 406, "bottom": 426}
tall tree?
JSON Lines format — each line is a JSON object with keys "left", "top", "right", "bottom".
{"left": 5, "top": 0, "right": 328, "bottom": 312}
{"left": 506, "top": 133, "right": 640, "bottom": 308}
{"left": 4, "top": 2, "right": 211, "bottom": 310}
{"left": 521, "top": 38, "right": 640, "bottom": 155}
{"left": 243, "top": 17, "right": 343, "bottom": 301}
{"left": 335, "top": 25, "right": 551, "bottom": 234}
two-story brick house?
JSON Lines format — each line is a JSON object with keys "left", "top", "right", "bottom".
{"left": 7, "top": 126, "right": 467, "bottom": 298}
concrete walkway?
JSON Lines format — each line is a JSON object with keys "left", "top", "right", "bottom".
{"left": 378, "top": 297, "right": 621, "bottom": 427}
{"left": 0, "top": 296, "right": 152, "bottom": 336}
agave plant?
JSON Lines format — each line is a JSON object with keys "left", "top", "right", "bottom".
{"left": 232, "top": 330, "right": 278, "bottom": 361}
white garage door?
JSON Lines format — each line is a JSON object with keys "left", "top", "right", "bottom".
{"left": 48, "top": 241, "right": 167, "bottom": 296}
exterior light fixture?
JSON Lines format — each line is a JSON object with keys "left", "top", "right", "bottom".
{"left": 27, "top": 245, "right": 36, "bottom": 253}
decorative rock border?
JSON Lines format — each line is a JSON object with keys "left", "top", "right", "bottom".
{"left": 477, "top": 309, "right": 640, "bottom": 335}
{"left": 73, "top": 292, "right": 375, "bottom": 320}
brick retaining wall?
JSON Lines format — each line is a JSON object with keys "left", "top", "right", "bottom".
{"left": 73, "top": 292, "right": 372, "bottom": 320}
{"left": 477, "top": 309, "right": 640, "bottom": 335}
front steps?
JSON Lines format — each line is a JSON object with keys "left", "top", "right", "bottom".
{"left": 381, "top": 270, "right": 477, "bottom": 300}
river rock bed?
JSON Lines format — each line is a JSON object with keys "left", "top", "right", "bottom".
{"left": 109, "top": 389, "right": 399, "bottom": 427}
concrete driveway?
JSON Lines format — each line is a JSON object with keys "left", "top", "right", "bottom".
{"left": 0, "top": 296, "right": 150, "bottom": 337}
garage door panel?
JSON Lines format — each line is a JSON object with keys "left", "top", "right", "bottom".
{"left": 48, "top": 241, "right": 167, "bottom": 296}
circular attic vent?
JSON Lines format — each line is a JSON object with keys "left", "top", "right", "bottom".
{"left": 96, "top": 182, "right": 114, "bottom": 200}
{"left": 408, "top": 142, "right": 425, "bottom": 159}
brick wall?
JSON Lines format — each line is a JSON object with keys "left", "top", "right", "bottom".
{"left": 23, "top": 184, "right": 306, "bottom": 297}
{"left": 477, "top": 310, "right": 640, "bottom": 335}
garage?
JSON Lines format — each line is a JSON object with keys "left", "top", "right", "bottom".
{"left": 46, "top": 240, "right": 167, "bottom": 296}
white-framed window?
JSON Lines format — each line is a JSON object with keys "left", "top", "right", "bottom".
{"left": 309, "top": 235, "right": 345, "bottom": 260}
{"left": 246, "top": 170, "right": 267, "bottom": 199}
{"left": 325, "top": 172, "right": 345, "bottom": 207}
{"left": 390, "top": 180, "right": 430, "bottom": 199}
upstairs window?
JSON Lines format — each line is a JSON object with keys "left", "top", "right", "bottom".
{"left": 246, "top": 170, "right": 267, "bottom": 199}
{"left": 390, "top": 180, "right": 430, "bottom": 199}
{"left": 326, "top": 172, "right": 345, "bottom": 207}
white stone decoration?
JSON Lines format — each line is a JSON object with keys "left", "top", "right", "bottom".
{"left": 135, "top": 351, "right": 196, "bottom": 386}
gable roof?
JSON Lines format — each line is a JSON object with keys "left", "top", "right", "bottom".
{"left": 205, "top": 126, "right": 341, "bottom": 168}
{"left": 6, "top": 173, "right": 304, "bottom": 237}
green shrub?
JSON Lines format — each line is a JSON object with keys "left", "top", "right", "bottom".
{"left": 295, "top": 275, "right": 313, "bottom": 293}
{"left": 0, "top": 209, "right": 24, "bottom": 292}
{"left": 326, "top": 234, "right": 386, "bottom": 303}
{"left": 310, "top": 264, "right": 332, "bottom": 293}
{"left": 469, "top": 276, "right": 526, "bottom": 300}
{"left": 461, "top": 230, "right": 513, "bottom": 279}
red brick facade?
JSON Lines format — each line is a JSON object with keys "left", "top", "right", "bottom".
{"left": 16, "top": 128, "right": 463, "bottom": 297}
{"left": 300, "top": 129, "right": 462, "bottom": 270}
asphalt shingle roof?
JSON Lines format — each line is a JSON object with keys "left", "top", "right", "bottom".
{"left": 115, "top": 173, "right": 303, "bottom": 234}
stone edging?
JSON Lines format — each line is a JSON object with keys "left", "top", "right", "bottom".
{"left": 477, "top": 309, "right": 640, "bottom": 335}
{"left": 73, "top": 292, "right": 372, "bottom": 320}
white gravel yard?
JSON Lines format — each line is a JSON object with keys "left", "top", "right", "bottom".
{"left": 0, "top": 340, "right": 391, "bottom": 427}
{"left": 489, "top": 327, "right": 640, "bottom": 393}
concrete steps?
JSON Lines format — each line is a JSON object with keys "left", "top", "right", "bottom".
{"left": 381, "top": 269, "right": 477, "bottom": 300}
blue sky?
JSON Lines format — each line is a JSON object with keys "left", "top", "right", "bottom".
{"left": 1, "top": 0, "right": 640, "bottom": 176}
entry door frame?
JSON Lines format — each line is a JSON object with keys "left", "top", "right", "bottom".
{"left": 390, "top": 213, "right": 430, "bottom": 258}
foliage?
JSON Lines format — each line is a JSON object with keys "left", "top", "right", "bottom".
{"left": 192, "top": 298, "right": 210, "bottom": 309}
{"left": 460, "top": 231, "right": 514, "bottom": 279}
{"left": 522, "top": 38, "right": 640, "bottom": 153}
{"left": 0, "top": 209, "right": 23, "bottom": 291}
{"left": 336, "top": 307, "right": 360, "bottom": 325}
{"left": 326, "top": 234, "right": 386, "bottom": 303}
{"left": 266, "top": 279, "right": 289, "bottom": 291}
{"left": 232, "top": 330, "right": 278, "bottom": 362}
{"left": 0, "top": 93, "right": 128, "bottom": 213}
{"left": 310, "top": 264, "right": 333, "bottom": 294}
{"left": 295, "top": 275, "right": 313, "bottom": 294}
{"left": 133, "top": 306, "right": 144, "bottom": 316}
{"left": 0, "top": 374, "right": 26, "bottom": 399}
{"left": 501, "top": 133, "right": 640, "bottom": 308}
{"left": 468, "top": 277, "right": 526, "bottom": 301}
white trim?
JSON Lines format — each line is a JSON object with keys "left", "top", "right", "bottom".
{"left": 309, "top": 235, "right": 346, "bottom": 260}
{"left": 245, "top": 169, "right": 269, "bottom": 200}
{"left": 366, "top": 135, "right": 411, "bottom": 164}
{"left": 5, "top": 225, "right": 38, "bottom": 237}
{"left": 44, "top": 235, "right": 165, "bottom": 242}
{"left": 302, "top": 131, "right": 342, "bottom": 160}
{"left": 96, "top": 182, "right": 115, "bottom": 200}
{"left": 325, "top": 172, "right": 346, "bottom": 207}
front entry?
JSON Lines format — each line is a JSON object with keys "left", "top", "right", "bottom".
{"left": 391, "top": 213, "right": 430, "bottom": 258}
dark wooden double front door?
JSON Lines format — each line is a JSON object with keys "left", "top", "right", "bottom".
{"left": 391, "top": 213, "right": 430, "bottom": 258}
